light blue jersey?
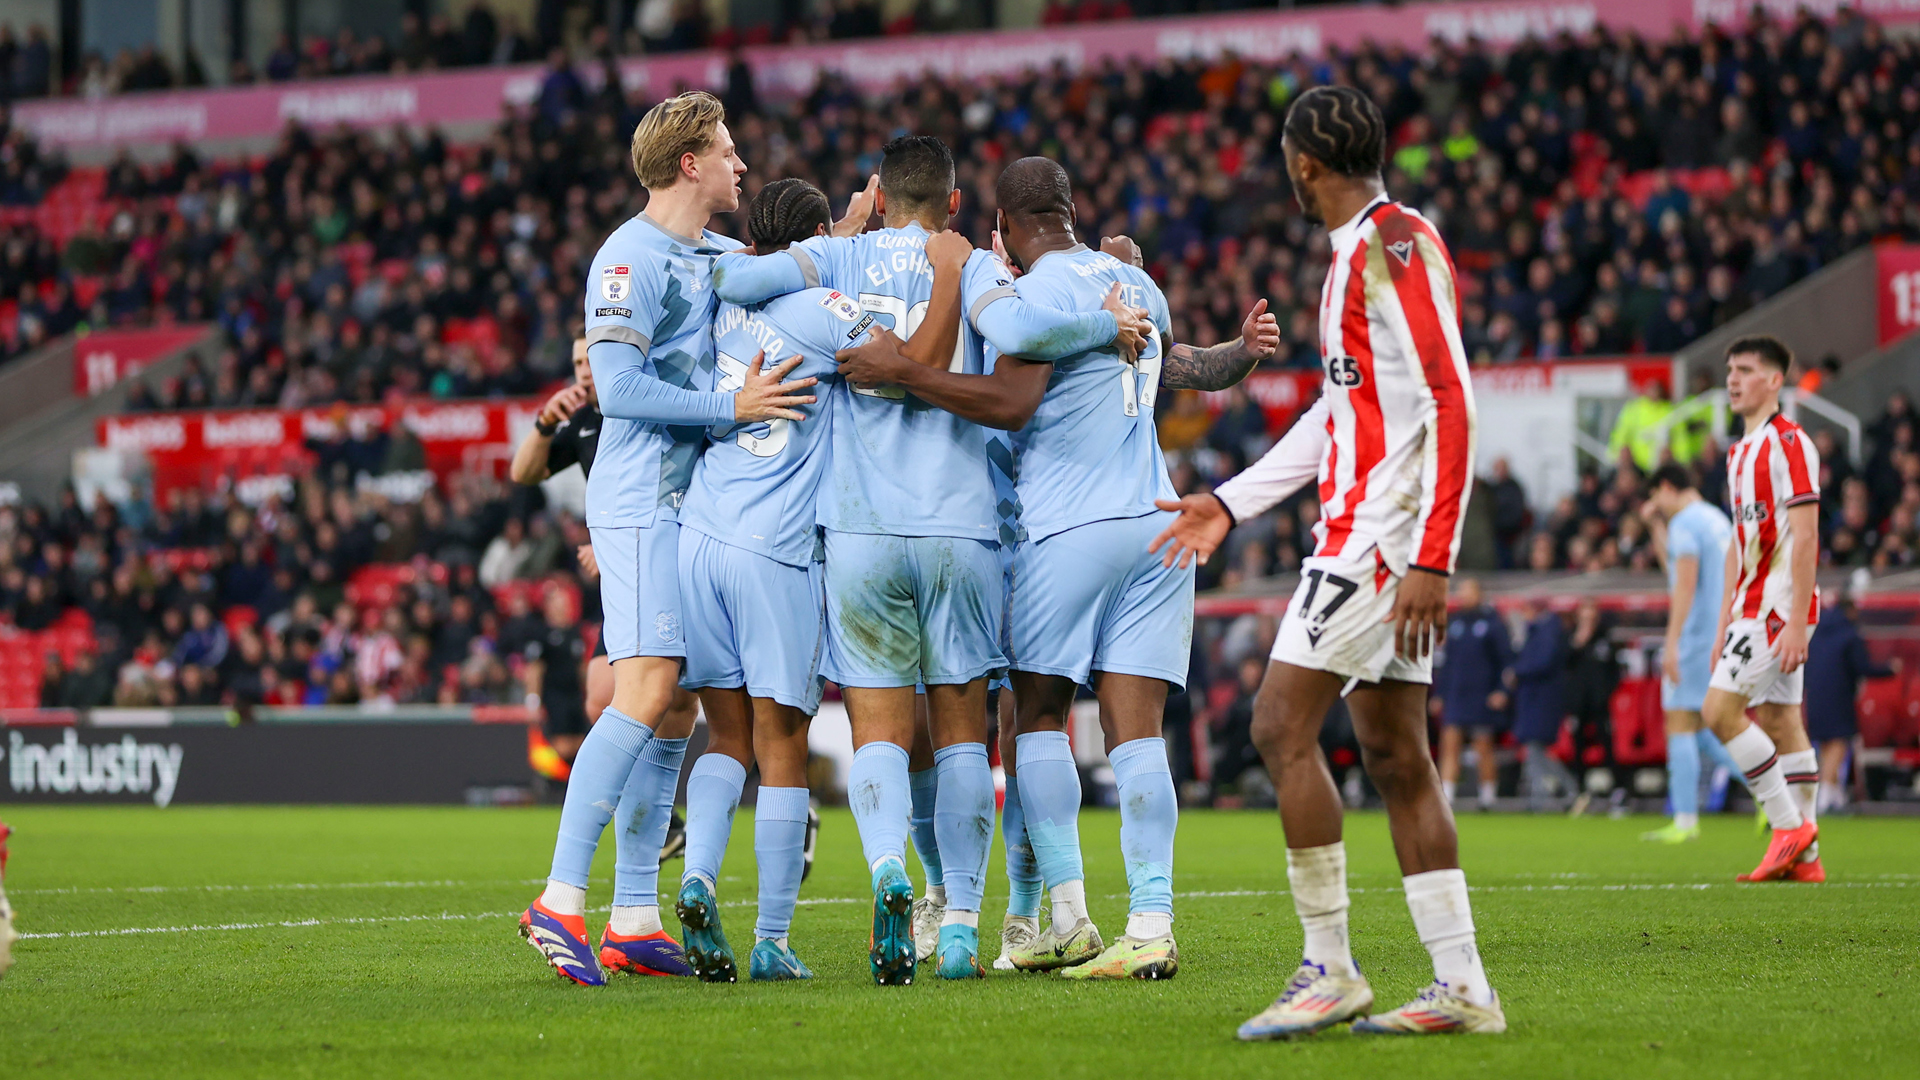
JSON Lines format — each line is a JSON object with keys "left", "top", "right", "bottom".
{"left": 714, "top": 225, "right": 1119, "bottom": 539}
{"left": 680, "top": 289, "right": 862, "bottom": 567}
{"left": 1664, "top": 498, "right": 1734, "bottom": 710}
{"left": 1006, "top": 245, "right": 1176, "bottom": 540}
{"left": 583, "top": 214, "right": 740, "bottom": 528}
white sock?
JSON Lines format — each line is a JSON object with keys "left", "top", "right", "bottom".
{"left": 1674, "top": 811, "right": 1699, "bottom": 830}
{"left": 1817, "top": 781, "right": 1845, "bottom": 813}
{"left": 1286, "top": 843, "right": 1356, "bottom": 977}
{"left": 1126, "top": 911, "right": 1172, "bottom": 939}
{"left": 1780, "top": 749, "right": 1819, "bottom": 861}
{"left": 758, "top": 936, "right": 789, "bottom": 950}
{"left": 609, "top": 904, "right": 662, "bottom": 936}
{"left": 1403, "top": 868, "right": 1493, "bottom": 1006}
{"left": 1004, "top": 913, "right": 1038, "bottom": 932}
{"left": 1048, "top": 880, "right": 1088, "bottom": 935}
{"left": 940, "top": 908, "right": 978, "bottom": 929}
{"left": 1725, "top": 724, "right": 1803, "bottom": 830}
{"left": 1477, "top": 781, "right": 1496, "bottom": 806}
{"left": 927, "top": 884, "right": 947, "bottom": 906}
{"left": 540, "top": 880, "right": 586, "bottom": 917}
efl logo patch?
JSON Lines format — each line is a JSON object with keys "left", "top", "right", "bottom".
{"left": 601, "top": 264, "right": 632, "bottom": 303}
{"left": 820, "top": 290, "right": 862, "bottom": 322}
{"left": 595, "top": 306, "right": 632, "bottom": 318}
{"left": 1386, "top": 239, "right": 1414, "bottom": 266}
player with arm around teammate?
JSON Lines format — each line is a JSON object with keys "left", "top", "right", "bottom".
{"left": 1149, "top": 86, "right": 1505, "bottom": 1037}
{"left": 713, "top": 136, "right": 1136, "bottom": 984}
{"left": 519, "top": 91, "right": 819, "bottom": 988}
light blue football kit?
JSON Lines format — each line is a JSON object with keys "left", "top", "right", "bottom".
{"left": 543, "top": 212, "right": 741, "bottom": 936}
{"left": 1661, "top": 497, "right": 1743, "bottom": 823}
{"left": 714, "top": 225, "right": 1120, "bottom": 688}
{"left": 1002, "top": 245, "right": 1191, "bottom": 930}
{"left": 715, "top": 224, "right": 1121, "bottom": 946}
{"left": 1664, "top": 500, "right": 1733, "bottom": 711}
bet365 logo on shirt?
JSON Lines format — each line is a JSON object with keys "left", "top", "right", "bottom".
{"left": 1325, "top": 355, "right": 1364, "bottom": 387}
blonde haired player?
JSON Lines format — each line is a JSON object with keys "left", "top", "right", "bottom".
{"left": 1701, "top": 335, "right": 1824, "bottom": 883}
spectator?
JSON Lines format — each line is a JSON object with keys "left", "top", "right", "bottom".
{"left": 1434, "top": 576, "right": 1512, "bottom": 811}
{"left": 479, "top": 516, "right": 533, "bottom": 587}
{"left": 1803, "top": 596, "right": 1898, "bottom": 813}
{"left": 1511, "top": 599, "right": 1572, "bottom": 809}
{"left": 1564, "top": 599, "right": 1621, "bottom": 815}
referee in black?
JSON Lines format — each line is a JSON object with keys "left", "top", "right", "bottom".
{"left": 509, "top": 340, "right": 694, "bottom": 859}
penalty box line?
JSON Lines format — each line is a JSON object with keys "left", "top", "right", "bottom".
{"left": 17, "top": 881, "right": 1910, "bottom": 941}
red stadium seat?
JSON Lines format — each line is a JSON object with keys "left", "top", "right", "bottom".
{"left": 1610, "top": 678, "right": 1666, "bottom": 766}
{"left": 1857, "top": 677, "right": 1905, "bottom": 748}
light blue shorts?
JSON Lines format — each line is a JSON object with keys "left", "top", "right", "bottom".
{"left": 821, "top": 530, "right": 1005, "bottom": 688}
{"left": 591, "top": 523, "right": 684, "bottom": 661}
{"left": 1008, "top": 512, "right": 1196, "bottom": 691}
{"left": 678, "top": 528, "right": 825, "bottom": 714}
{"left": 1661, "top": 637, "right": 1716, "bottom": 712}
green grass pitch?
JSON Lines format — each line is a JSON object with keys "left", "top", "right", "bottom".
{"left": 1, "top": 804, "right": 1915, "bottom": 1078}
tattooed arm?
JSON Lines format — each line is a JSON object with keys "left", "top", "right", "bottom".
{"left": 1096, "top": 236, "right": 1281, "bottom": 392}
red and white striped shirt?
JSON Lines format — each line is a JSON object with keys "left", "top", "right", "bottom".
{"left": 1725, "top": 411, "right": 1821, "bottom": 625}
{"left": 1217, "top": 197, "right": 1477, "bottom": 575}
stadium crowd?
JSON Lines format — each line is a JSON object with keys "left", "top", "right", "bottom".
{"left": 0, "top": 11, "right": 1914, "bottom": 787}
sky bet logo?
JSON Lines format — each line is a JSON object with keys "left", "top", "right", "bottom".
{"left": 5, "top": 730, "right": 185, "bottom": 808}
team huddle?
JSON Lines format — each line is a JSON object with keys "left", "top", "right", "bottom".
{"left": 513, "top": 83, "right": 1818, "bottom": 1039}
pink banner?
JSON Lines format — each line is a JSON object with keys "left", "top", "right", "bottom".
{"left": 1879, "top": 244, "right": 1920, "bottom": 347}
{"left": 73, "top": 325, "right": 212, "bottom": 396}
{"left": 18, "top": 0, "right": 1920, "bottom": 155}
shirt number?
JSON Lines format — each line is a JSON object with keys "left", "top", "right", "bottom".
{"left": 715, "top": 350, "right": 788, "bottom": 457}
{"left": 1119, "top": 326, "right": 1163, "bottom": 417}
{"left": 854, "top": 293, "right": 967, "bottom": 401}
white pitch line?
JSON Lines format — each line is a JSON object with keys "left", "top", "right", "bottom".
{"left": 11, "top": 879, "right": 544, "bottom": 897}
{"left": 14, "top": 881, "right": 1908, "bottom": 941}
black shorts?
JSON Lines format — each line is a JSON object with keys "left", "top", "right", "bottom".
{"left": 543, "top": 692, "right": 588, "bottom": 737}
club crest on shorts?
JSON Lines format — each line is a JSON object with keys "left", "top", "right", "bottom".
{"left": 655, "top": 611, "right": 680, "bottom": 643}
{"left": 601, "top": 264, "right": 632, "bottom": 303}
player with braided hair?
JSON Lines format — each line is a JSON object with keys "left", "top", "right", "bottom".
{"left": 670, "top": 178, "right": 970, "bottom": 982}
{"left": 1155, "top": 84, "right": 1505, "bottom": 1037}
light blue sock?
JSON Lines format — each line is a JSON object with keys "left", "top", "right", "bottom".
{"left": 682, "top": 753, "right": 747, "bottom": 889}
{"left": 612, "top": 735, "right": 687, "bottom": 908}
{"left": 1015, "top": 730, "right": 1083, "bottom": 889}
{"left": 547, "top": 707, "right": 653, "bottom": 887}
{"left": 754, "top": 786, "right": 810, "bottom": 939}
{"left": 908, "top": 767, "right": 945, "bottom": 889}
{"left": 1698, "top": 730, "right": 1748, "bottom": 789}
{"left": 847, "top": 741, "right": 911, "bottom": 869}
{"left": 1001, "top": 770, "right": 1042, "bottom": 918}
{"left": 1108, "top": 737, "right": 1176, "bottom": 916}
{"left": 932, "top": 742, "right": 993, "bottom": 914}
{"left": 1666, "top": 732, "right": 1700, "bottom": 820}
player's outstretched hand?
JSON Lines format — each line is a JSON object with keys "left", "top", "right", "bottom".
{"left": 1100, "top": 235, "right": 1144, "bottom": 267}
{"left": 576, "top": 543, "right": 599, "bottom": 582}
{"left": 835, "top": 326, "right": 913, "bottom": 388}
{"left": 1241, "top": 298, "right": 1280, "bottom": 362}
{"left": 926, "top": 229, "right": 974, "bottom": 271}
{"left": 1391, "top": 567, "right": 1450, "bottom": 660}
{"left": 733, "top": 351, "right": 818, "bottom": 422}
{"left": 1777, "top": 620, "right": 1809, "bottom": 675}
{"left": 1148, "top": 495, "right": 1232, "bottom": 569}
{"left": 1102, "top": 283, "right": 1147, "bottom": 361}
{"left": 833, "top": 175, "right": 880, "bottom": 237}
{"left": 992, "top": 229, "right": 1022, "bottom": 278}
{"left": 538, "top": 383, "right": 590, "bottom": 428}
